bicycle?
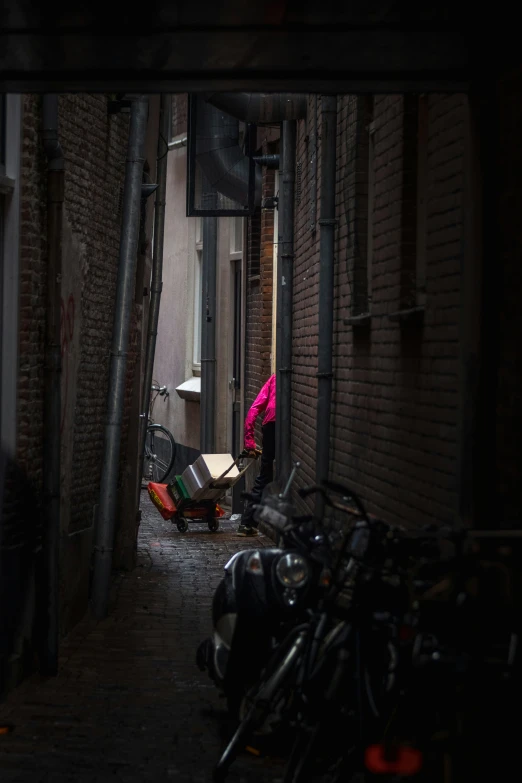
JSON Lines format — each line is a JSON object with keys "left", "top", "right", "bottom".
{"left": 142, "top": 383, "right": 177, "bottom": 485}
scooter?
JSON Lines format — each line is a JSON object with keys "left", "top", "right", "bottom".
{"left": 196, "top": 464, "right": 332, "bottom": 717}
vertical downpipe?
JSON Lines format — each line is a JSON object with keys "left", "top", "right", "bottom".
{"left": 200, "top": 214, "right": 218, "bottom": 454}
{"left": 41, "top": 96, "right": 64, "bottom": 675}
{"left": 315, "top": 96, "right": 338, "bottom": 516}
{"left": 137, "top": 94, "right": 170, "bottom": 495}
{"left": 275, "top": 121, "right": 297, "bottom": 482}
{"left": 91, "top": 97, "right": 149, "bottom": 620}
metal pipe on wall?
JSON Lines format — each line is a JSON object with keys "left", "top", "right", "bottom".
{"left": 200, "top": 214, "right": 218, "bottom": 454}
{"left": 275, "top": 121, "right": 297, "bottom": 482}
{"left": 137, "top": 94, "right": 170, "bottom": 496}
{"left": 41, "top": 95, "right": 64, "bottom": 675}
{"left": 315, "top": 96, "right": 338, "bottom": 516}
{"left": 91, "top": 97, "right": 148, "bottom": 620}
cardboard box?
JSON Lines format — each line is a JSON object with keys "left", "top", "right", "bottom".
{"left": 181, "top": 454, "right": 240, "bottom": 501}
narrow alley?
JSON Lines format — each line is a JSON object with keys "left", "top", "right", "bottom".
{"left": 0, "top": 496, "right": 278, "bottom": 783}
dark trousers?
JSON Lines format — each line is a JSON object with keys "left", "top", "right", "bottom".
{"left": 242, "top": 422, "right": 276, "bottom": 527}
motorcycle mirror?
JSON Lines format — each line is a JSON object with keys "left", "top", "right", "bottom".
{"left": 280, "top": 461, "right": 301, "bottom": 500}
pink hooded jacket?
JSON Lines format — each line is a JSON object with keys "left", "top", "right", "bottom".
{"left": 244, "top": 374, "right": 276, "bottom": 451}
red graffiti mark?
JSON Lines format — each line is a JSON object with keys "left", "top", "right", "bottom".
{"left": 60, "top": 294, "right": 74, "bottom": 358}
{"left": 60, "top": 294, "right": 75, "bottom": 434}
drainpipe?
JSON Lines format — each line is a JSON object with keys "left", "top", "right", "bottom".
{"left": 200, "top": 211, "right": 218, "bottom": 454}
{"left": 41, "top": 95, "right": 64, "bottom": 676}
{"left": 91, "top": 97, "right": 148, "bottom": 620}
{"left": 275, "top": 121, "right": 297, "bottom": 482}
{"left": 203, "top": 95, "right": 307, "bottom": 482}
{"left": 137, "top": 94, "right": 169, "bottom": 496}
{"left": 168, "top": 135, "right": 187, "bottom": 151}
{"left": 315, "top": 96, "right": 338, "bottom": 516}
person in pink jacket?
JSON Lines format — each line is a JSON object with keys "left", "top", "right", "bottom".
{"left": 237, "top": 373, "right": 276, "bottom": 536}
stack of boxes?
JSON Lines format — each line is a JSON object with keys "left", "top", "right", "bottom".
{"left": 169, "top": 454, "right": 241, "bottom": 504}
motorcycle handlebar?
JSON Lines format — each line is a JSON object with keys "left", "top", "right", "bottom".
{"left": 299, "top": 482, "right": 369, "bottom": 523}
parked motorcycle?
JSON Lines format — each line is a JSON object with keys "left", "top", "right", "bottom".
{"left": 196, "top": 464, "right": 332, "bottom": 718}
{"left": 212, "top": 479, "right": 379, "bottom": 782}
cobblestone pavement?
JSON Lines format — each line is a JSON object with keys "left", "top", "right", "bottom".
{"left": 0, "top": 495, "right": 284, "bottom": 783}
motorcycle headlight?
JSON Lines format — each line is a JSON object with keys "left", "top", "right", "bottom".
{"left": 275, "top": 553, "right": 309, "bottom": 588}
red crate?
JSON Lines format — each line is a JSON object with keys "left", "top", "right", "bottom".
{"left": 148, "top": 482, "right": 177, "bottom": 519}
{"left": 147, "top": 482, "right": 225, "bottom": 521}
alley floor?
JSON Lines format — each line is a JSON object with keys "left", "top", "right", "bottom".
{"left": 0, "top": 495, "right": 282, "bottom": 783}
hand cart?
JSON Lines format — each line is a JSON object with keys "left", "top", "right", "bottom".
{"left": 147, "top": 450, "right": 260, "bottom": 533}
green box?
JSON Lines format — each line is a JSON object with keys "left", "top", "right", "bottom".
{"left": 168, "top": 476, "right": 191, "bottom": 505}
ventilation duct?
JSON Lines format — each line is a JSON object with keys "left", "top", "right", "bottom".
{"left": 193, "top": 97, "right": 261, "bottom": 210}
{"left": 204, "top": 93, "right": 308, "bottom": 123}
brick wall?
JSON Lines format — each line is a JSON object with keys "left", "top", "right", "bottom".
{"left": 291, "top": 94, "right": 466, "bottom": 526}
{"left": 244, "top": 143, "right": 277, "bottom": 444}
{"left": 57, "top": 95, "right": 131, "bottom": 535}
{"left": 17, "top": 97, "right": 47, "bottom": 490}
{"left": 11, "top": 93, "right": 136, "bottom": 683}
{"left": 291, "top": 96, "right": 321, "bottom": 494}
{"left": 16, "top": 96, "right": 149, "bottom": 627}
{"left": 171, "top": 94, "right": 188, "bottom": 138}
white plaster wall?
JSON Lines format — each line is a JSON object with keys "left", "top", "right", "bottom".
{"left": 154, "top": 148, "right": 241, "bottom": 462}
{"left": 153, "top": 145, "right": 200, "bottom": 451}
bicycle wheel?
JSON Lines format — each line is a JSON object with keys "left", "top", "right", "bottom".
{"left": 143, "top": 424, "right": 176, "bottom": 483}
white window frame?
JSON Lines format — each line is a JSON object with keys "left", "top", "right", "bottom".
{"left": 230, "top": 215, "right": 243, "bottom": 259}
{"left": 0, "top": 95, "right": 22, "bottom": 455}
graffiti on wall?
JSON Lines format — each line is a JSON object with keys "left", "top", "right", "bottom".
{"left": 60, "top": 293, "right": 75, "bottom": 434}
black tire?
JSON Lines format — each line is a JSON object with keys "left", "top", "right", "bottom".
{"left": 284, "top": 725, "right": 316, "bottom": 783}
{"left": 176, "top": 516, "right": 189, "bottom": 533}
{"left": 214, "top": 627, "right": 306, "bottom": 780}
{"left": 143, "top": 424, "right": 176, "bottom": 483}
{"left": 208, "top": 518, "right": 220, "bottom": 532}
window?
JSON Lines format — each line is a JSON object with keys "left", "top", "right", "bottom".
{"left": 230, "top": 216, "right": 243, "bottom": 257}
{"left": 400, "top": 94, "right": 428, "bottom": 310}
{"left": 229, "top": 217, "right": 244, "bottom": 396}
{"left": 192, "top": 218, "right": 203, "bottom": 369}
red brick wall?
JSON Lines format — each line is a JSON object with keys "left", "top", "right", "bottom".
{"left": 291, "top": 96, "right": 321, "bottom": 494}
{"left": 244, "top": 143, "right": 278, "bottom": 444}
{"left": 291, "top": 94, "right": 466, "bottom": 526}
{"left": 171, "top": 94, "right": 188, "bottom": 138}
{"left": 17, "top": 97, "right": 48, "bottom": 490}
{"left": 17, "top": 95, "right": 143, "bottom": 534}
{"left": 57, "top": 95, "right": 132, "bottom": 534}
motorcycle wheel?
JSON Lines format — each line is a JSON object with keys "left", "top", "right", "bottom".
{"left": 284, "top": 723, "right": 319, "bottom": 783}
{"left": 214, "top": 629, "right": 306, "bottom": 781}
